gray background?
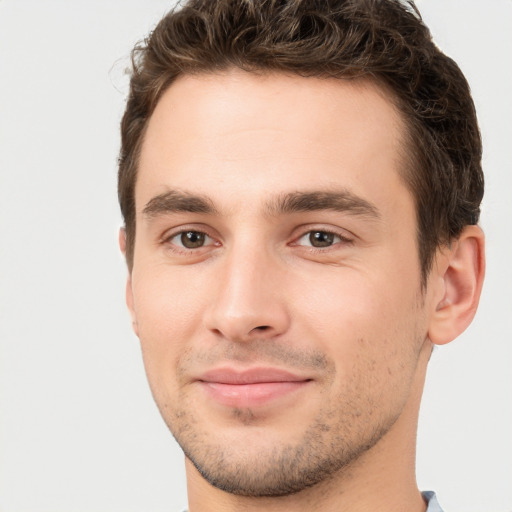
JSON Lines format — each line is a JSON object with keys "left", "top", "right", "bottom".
{"left": 0, "top": 1, "right": 511, "bottom": 511}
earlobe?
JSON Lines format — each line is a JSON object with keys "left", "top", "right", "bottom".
{"left": 428, "top": 225, "right": 485, "bottom": 345}
{"left": 119, "top": 227, "right": 127, "bottom": 255}
{"left": 125, "top": 277, "right": 139, "bottom": 337}
{"left": 119, "top": 227, "right": 140, "bottom": 337}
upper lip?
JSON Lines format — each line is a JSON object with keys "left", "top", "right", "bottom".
{"left": 197, "top": 367, "right": 311, "bottom": 385}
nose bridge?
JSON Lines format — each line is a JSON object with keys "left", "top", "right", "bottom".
{"left": 205, "top": 236, "right": 289, "bottom": 341}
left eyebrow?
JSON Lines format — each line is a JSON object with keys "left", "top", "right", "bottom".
{"left": 265, "top": 190, "right": 381, "bottom": 220}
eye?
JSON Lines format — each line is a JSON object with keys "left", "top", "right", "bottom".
{"left": 169, "top": 230, "right": 213, "bottom": 249}
{"left": 296, "top": 230, "right": 349, "bottom": 248}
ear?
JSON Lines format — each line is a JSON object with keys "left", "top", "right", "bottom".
{"left": 428, "top": 225, "right": 485, "bottom": 345}
{"left": 119, "top": 227, "right": 139, "bottom": 337}
{"left": 119, "top": 226, "right": 127, "bottom": 256}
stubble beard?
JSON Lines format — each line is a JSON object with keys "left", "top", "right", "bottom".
{"left": 164, "top": 388, "right": 402, "bottom": 497}
{"left": 151, "top": 327, "right": 426, "bottom": 498}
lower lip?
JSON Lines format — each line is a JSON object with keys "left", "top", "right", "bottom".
{"left": 199, "top": 381, "right": 309, "bottom": 408}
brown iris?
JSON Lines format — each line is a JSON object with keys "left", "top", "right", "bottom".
{"left": 181, "top": 231, "right": 206, "bottom": 248}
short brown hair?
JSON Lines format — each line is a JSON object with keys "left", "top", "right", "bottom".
{"left": 118, "top": 0, "right": 483, "bottom": 283}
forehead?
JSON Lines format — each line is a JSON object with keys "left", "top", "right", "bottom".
{"left": 137, "top": 70, "right": 410, "bottom": 216}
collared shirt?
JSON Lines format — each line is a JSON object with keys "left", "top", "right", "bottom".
{"left": 180, "top": 490, "right": 444, "bottom": 512}
{"left": 423, "top": 490, "right": 445, "bottom": 511}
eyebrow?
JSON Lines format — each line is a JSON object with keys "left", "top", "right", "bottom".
{"left": 142, "top": 188, "right": 380, "bottom": 221}
{"left": 142, "top": 190, "right": 218, "bottom": 218}
{"left": 265, "top": 190, "right": 380, "bottom": 219}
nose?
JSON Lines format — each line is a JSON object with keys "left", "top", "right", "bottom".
{"left": 204, "top": 244, "right": 291, "bottom": 343}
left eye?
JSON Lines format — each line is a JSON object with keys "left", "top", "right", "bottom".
{"left": 170, "top": 231, "right": 212, "bottom": 249}
{"left": 296, "top": 231, "right": 344, "bottom": 248}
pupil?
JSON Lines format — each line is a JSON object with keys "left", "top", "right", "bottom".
{"left": 181, "top": 231, "right": 205, "bottom": 248}
{"left": 310, "top": 231, "right": 334, "bottom": 247}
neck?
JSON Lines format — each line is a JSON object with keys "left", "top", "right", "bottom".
{"left": 186, "top": 343, "right": 432, "bottom": 512}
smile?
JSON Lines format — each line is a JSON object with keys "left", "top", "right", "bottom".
{"left": 196, "top": 367, "right": 312, "bottom": 408}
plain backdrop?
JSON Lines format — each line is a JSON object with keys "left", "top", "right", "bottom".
{"left": 0, "top": 1, "right": 511, "bottom": 511}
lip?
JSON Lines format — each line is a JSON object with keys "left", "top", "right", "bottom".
{"left": 196, "top": 367, "right": 311, "bottom": 408}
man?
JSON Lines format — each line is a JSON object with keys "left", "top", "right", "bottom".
{"left": 117, "top": 1, "right": 485, "bottom": 510}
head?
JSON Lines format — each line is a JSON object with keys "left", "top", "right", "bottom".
{"left": 119, "top": 0, "right": 483, "bottom": 285}
{"left": 117, "top": 0, "right": 485, "bottom": 502}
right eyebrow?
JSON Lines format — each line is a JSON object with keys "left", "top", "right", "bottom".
{"left": 142, "top": 190, "right": 218, "bottom": 218}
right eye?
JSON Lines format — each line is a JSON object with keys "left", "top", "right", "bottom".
{"left": 167, "top": 230, "right": 214, "bottom": 249}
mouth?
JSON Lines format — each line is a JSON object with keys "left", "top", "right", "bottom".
{"left": 196, "top": 367, "right": 312, "bottom": 408}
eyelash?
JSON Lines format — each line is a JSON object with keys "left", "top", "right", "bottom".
{"left": 161, "top": 227, "right": 354, "bottom": 255}
{"left": 293, "top": 228, "right": 354, "bottom": 251}
{"left": 161, "top": 228, "right": 218, "bottom": 254}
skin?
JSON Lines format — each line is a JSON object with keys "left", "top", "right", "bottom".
{"left": 121, "top": 70, "right": 484, "bottom": 511}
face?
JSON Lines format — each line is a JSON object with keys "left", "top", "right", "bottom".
{"left": 126, "top": 71, "right": 437, "bottom": 496}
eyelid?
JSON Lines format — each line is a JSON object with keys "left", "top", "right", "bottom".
{"left": 158, "top": 223, "right": 354, "bottom": 254}
{"left": 291, "top": 225, "right": 355, "bottom": 246}
{"left": 171, "top": 231, "right": 213, "bottom": 248}
{"left": 160, "top": 224, "right": 220, "bottom": 250}
{"left": 161, "top": 223, "right": 213, "bottom": 240}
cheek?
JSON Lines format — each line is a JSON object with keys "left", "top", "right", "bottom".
{"left": 294, "top": 267, "right": 423, "bottom": 376}
{"left": 295, "top": 269, "right": 397, "bottom": 336}
{"left": 133, "top": 265, "right": 206, "bottom": 330}
{"left": 131, "top": 268, "right": 208, "bottom": 381}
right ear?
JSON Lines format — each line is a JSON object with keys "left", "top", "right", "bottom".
{"left": 119, "top": 228, "right": 139, "bottom": 337}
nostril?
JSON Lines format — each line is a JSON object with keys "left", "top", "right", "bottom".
{"left": 254, "top": 325, "right": 270, "bottom": 331}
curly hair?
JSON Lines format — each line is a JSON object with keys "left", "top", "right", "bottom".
{"left": 118, "top": 0, "right": 483, "bottom": 283}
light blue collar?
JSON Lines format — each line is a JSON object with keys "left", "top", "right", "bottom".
{"left": 423, "top": 490, "right": 444, "bottom": 512}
